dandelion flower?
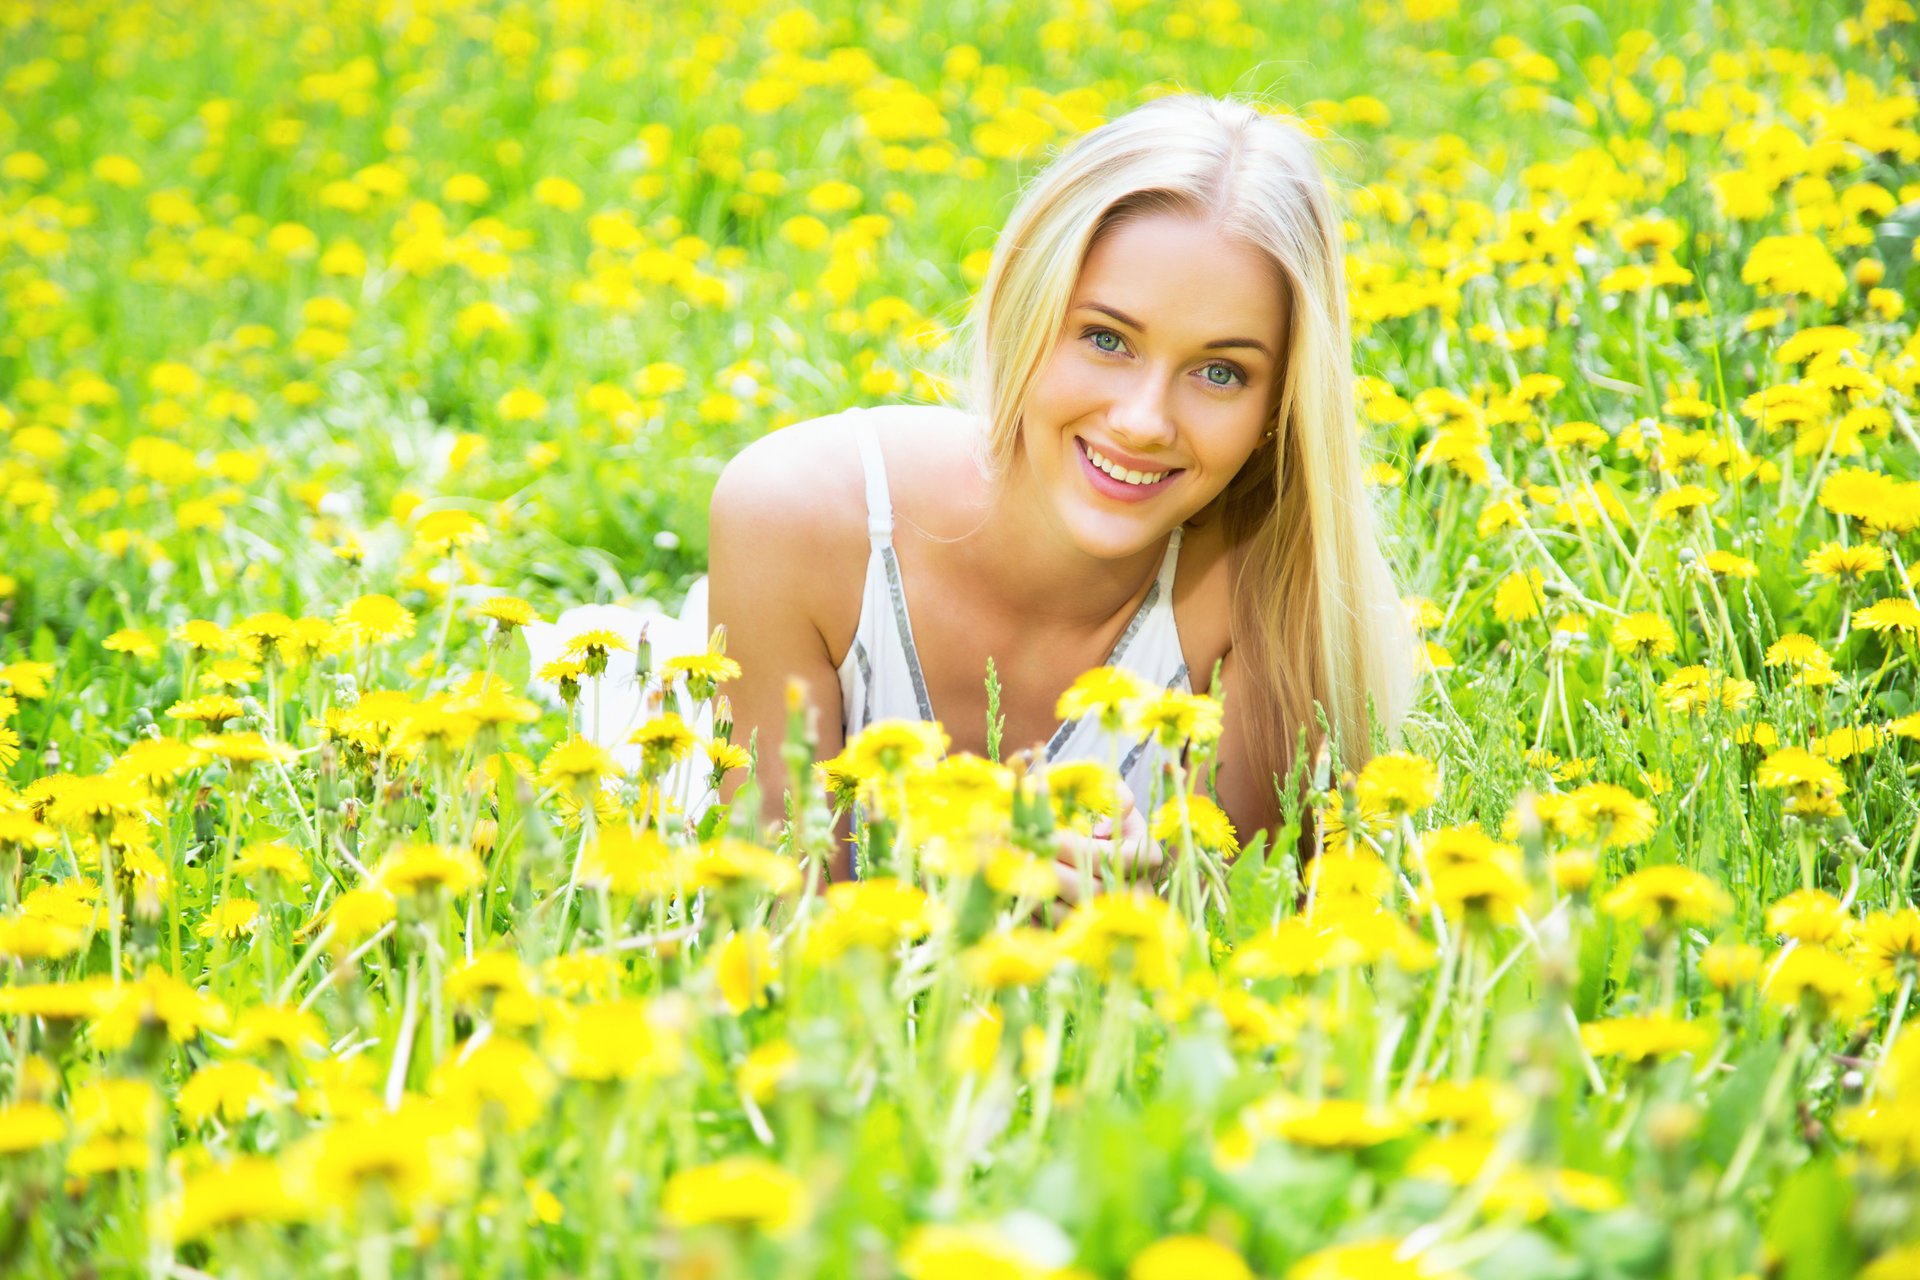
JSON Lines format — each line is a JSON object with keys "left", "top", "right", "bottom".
{"left": 1804, "top": 541, "right": 1887, "bottom": 579}
{"left": 1755, "top": 746, "right": 1848, "bottom": 815}
{"left": 178, "top": 1061, "right": 278, "bottom": 1125}
{"left": 1854, "top": 597, "right": 1920, "bottom": 635}
{"left": 1045, "top": 760, "right": 1122, "bottom": 825}
{"left": 1286, "top": 1240, "right": 1465, "bottom": 1280}
{"left": 660, "top": 651, "right": 742, "bottom": 700}
{"left": 0, "top": 1102, "right": 65, "bottom": 1155}
{"left": 196, "top": 899, "right": 262, "bottom": 940}
{"left": 843, "top": 719, "right": 948, "bottom": 781}
{"left": 537, "top": 735, "right": 619, "bottom": 793}
{"left": 1652, "top": 483, "right": 1716, "bottom": 521}
{"left": 1858, "top": 909, "right": 1920, "bottom": 984}
{"left": 962, "top": 929, "right": 1063, "bottom": 988}
{"left": 1134, "top": 691, "right": 1224, "bottom": 750}
{"left": 628, "top": 713, "right": 697, "bottom": 778}
{"left": 810, "top": 879, "right": 941, "bottom": 958}
{"left": 1600, "top": 866, "right": 1730, "bottom": 927}
{"left": 1130, "top": 1237, "right": 1252, "bottom": 1280}
{"left": 102, "top": 629, "right": 160, "bottom": 660}
{"left": 335, "top": 594, "right": 417, "bottom": 646}
{"left": 193, "top": 732, "right": 297, "bottom": 769}
{"left": 1058, "top": 891, "right": 1189, "bottom": 990}
{"left": 0, "top": 661, "right": 55, "bottom": 699}
{"left": 1356, "top": 752, "right": 1439, "bottom": 817}
{"left": 1702, "top": 942, "right": 1765, "bottom": 991}
{"left": 412, "top": 508, "right": 489, "bottom": 555}
{"left": 374, "top": 844, "right": 483, "bottom": 899}
{"left": 1150, "top": 793, "right": 1238, "bottom": 854}
{"left": 1763, "top": 946, "right": 1871, "bottom": 1024}
{"left": 1055, "top": 666, "right": 1152, "bottom": 733}
{"left": 1579, "top": 1014, "right": 1712, "bottom": 1063}
{"left": 167, "top": 1155, "right": 303, "bottom": 1242}
{"left": 1766, "top": 888, "right": 1851, "bottom": 946}
{"left": 1492, "top": 570, "right": 1545, "bottom": 624}
{"left": 475, "top": 596, "right": 537, "bottom": 631}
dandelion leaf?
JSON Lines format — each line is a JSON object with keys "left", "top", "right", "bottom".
{"left": 1764, "top": 1158, "right": 1861, "bottom": 1280}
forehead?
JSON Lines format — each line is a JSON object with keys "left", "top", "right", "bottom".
{"left": 1074, "top": 211, "right": 1288, "bottom": 337}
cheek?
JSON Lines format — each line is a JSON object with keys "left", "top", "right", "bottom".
{"left": 1031, "top": 344, "right": 1105, "bottom": 410}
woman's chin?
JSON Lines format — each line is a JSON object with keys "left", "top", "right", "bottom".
{"left": 1058, "top": 509, "right": 1175, "bottom": 562}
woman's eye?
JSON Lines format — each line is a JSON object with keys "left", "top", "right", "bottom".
{"left": 1084, "top": 328, "right": 1243, "bottom": 387}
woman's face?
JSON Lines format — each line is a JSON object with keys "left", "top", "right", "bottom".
{"left": 1018, "top": 210, "right": 1289, "bottom": 560}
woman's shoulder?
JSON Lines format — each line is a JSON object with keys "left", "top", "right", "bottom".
{"left": 711, "top": 403, "right": 969, "bottom": 537}
{"left": 708, "top": 404, "right": 972, "bottom": 660}
{"left": 714, "top": 408, "right": 864, "bottom": 518}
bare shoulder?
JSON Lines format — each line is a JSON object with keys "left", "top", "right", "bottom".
{"left": 711, "top": 404, "right": 968, "bottom": 530}
{"left": 709, "top": 404, "right": 969, "bottom": 663}
{"left": 711, "top": 411, "right": 863, "bottom": 532}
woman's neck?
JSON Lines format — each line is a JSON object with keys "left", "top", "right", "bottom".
{"left": 943, "top": 422, "right": 1172, "bottom": 635}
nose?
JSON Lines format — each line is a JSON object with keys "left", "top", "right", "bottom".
{"left": 1106, "top": 368, "right": 1178, "bottom": 450}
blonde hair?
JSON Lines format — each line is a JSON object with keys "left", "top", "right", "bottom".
{"left": 948, "top": 92, "right": 1415, "bottom": 792}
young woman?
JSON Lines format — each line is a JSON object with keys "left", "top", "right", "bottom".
{"left": 707, "top": 93, "right": 1414, "bottom": 885}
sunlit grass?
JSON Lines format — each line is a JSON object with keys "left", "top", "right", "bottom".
{"left": 2, "top": 1, "right": 1919, "bottom": 1277}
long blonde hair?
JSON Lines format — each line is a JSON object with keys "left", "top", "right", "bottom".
{"left": 948, "top": 92, "right": 1415, "bottom": 792}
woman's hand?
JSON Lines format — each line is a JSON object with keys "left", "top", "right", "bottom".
{"left": 1049, "top": 781, "right": 1166, "bottom": 905}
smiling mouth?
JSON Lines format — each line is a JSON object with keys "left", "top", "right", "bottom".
{"left": 1077, "top": 437, "right": 1183, "bottom": 487}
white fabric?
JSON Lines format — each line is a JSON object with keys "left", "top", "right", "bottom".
{"left": 521, "top": 586, "right": 716, "bottom": 798}
{"left": 834, "top": 412, "right": 1194, "bottom": 814}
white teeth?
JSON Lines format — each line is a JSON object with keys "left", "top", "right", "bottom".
{"left": 1082, "top": 440, "right": 1168, "bottom": 486}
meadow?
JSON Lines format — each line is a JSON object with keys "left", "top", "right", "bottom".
{"left": 2, "top": 0, "right": 1919, "bottom": 1275}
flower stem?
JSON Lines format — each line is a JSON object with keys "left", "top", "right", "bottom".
{"left": 1714, "top": 1020, "right": 1808, "bottom": 1201}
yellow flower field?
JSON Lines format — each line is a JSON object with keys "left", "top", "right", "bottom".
{"left": 2, "top": 0, "right": 1920, "bottom": 1276}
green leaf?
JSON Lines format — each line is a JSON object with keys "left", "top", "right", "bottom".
{"left": 1575, "top": 912, "right": 1614, "bottom": 1020}
{"left": 1874, "top": 201, "right": 1920, "bottom": 289}
{"left": 694, "top": 802, "right": 729, "bottom": 842}
{"left": 1764, "top": 1158, "right": 1860, "bottom": 1280}
{"left": 1474, "top": 1228, "right": 1586, "bottom": 1280}
{"left": 1569, "top": 1208, "right": 1668, "bottom": 1277}
{"left": 1224, "top": 829, "right": 1278, "bottom": 944}
{"left": 1702, "top": 1039, "right": 1780, "bottom": 1167}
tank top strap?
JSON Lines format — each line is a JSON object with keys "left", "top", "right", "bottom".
{"left": 852, "top": 414, "right": 894, "bottom": 547}
{"left": 1156, "top": 525, "right": 1184, "bottom": 593}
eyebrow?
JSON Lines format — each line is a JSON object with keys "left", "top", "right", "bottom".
{"left": 1077, "top": 301, "right": 1275, "bottom": 360}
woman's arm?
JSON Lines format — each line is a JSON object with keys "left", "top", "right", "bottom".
{"left": 707, "top": 430, "right": 855, "bottom": 872}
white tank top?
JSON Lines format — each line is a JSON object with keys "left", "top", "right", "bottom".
{"left": 835, "top": 411, "right": 1194, "bottom": 821}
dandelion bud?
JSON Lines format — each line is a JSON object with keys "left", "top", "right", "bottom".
{"left": 713, "top": 695, "right": 734, "bottom": 743}
{"left": 1853, "top": 256, "right": 1885, "bottom": 288}
{"left": 1551, "top": 848, "right": 1598, "bottom": 896}
{"left": 634, "top": 618, "right": 652, "bottom": 682}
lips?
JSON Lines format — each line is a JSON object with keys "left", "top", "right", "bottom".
{"left": 1075, "top": 436, "right": 1181, "bottom": 502}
